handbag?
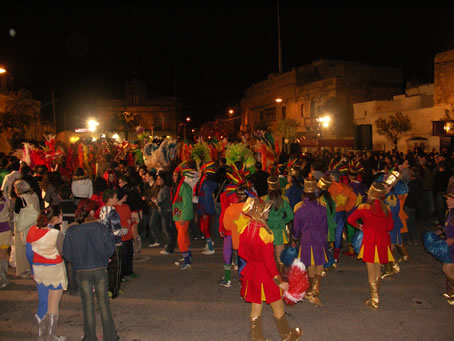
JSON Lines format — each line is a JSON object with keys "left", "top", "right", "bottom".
{"left": 15, "top": 199, "right": 39, "bottom": 233}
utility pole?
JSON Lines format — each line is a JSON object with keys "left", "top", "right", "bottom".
{"left": 277, "top": 0, "right": 282, "bottom": 74}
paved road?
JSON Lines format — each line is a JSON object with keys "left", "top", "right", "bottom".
{"left": 0, "top": 237, "right": 452, "bottom": 341}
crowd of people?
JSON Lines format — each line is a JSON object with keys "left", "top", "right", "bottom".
{"left": 0, "top": 143, "right": 453, "bottom": 340}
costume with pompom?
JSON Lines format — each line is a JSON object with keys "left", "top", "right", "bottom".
{"left": 283, "top": 258, "right": 310, "bottom": 305}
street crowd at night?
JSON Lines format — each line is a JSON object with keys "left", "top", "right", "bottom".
{"left": 0, "top": 135, "right": 453, "bottom": 340}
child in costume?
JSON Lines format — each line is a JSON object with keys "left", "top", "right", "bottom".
{"left": 26, "top": 206, "right": 67, "bottom": 340}
{"left": 285, "top": 166, "right": 303, "bottom": 211}
{"left": 347, "top": 182, "right": 394, "bottom": 309}
{"left": 292, "top": 177, "right": 328, "bottom": 306}
{"left": 262, "top": 174, "right": 294, "bottom": 273}
{"left": 171, "top": 162, "right": 194, "bottom": 270}
{"left": 239, "top": 197, "right": 302, "bottom": 341}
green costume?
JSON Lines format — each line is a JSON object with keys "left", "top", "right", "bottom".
{"left": 172, "top": 182, "right": 194, "bottom": 222}
{"left": 320, "top": 195, "right": 336, "bottom": 242}
{"left": 261, "top": 194, "right": 294, "bottom": 245}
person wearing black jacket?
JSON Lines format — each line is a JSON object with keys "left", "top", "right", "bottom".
{"left": 404, "top": 168, "right": 424, "bottom": 245}
{"left": 63, "top": 199, "right": 119, "bottom": 341}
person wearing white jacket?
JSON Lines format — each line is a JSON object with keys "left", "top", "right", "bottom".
{"left": 71, "top": 168, "right": 93, "bottom": 205}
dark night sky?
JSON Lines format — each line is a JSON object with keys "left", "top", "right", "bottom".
{"left": 1, "top": 2, "right": 454, "bottom": 129}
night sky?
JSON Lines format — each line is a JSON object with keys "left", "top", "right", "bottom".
{"left": 1, "top": 2, "right": 453, "bottom": 130}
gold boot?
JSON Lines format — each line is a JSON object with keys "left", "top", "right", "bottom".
{"left": 365, "top": 281, "right": 379, "bottom": 309}
{"left": 305, "top": 277, "right": 314, "bottom": 299}
{"left": 380, "top": 261, "right": 399, "bottom": 279}
{"left": 274, "top": 314, "right": 303, "bottom": 341}
{"left": 250, "top": 316, "right": 268, "bottom": 341}
{"left": 306, "top": 274, "right": 322, "bottom": 306}
{"left": 396, "top": 244, "right": 409, "bottom": 262}
{"left": 443, "top": 278, "right": 454, "bottom": 300}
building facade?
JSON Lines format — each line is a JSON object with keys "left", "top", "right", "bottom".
{"left": 96, "top": 79, "right": 181, "bottom": 139}
{"left": 240, "top": 59, "right": 403, "bottom": 151}
{"left": 353, "top": 49, "right": 454, "bottom": 152}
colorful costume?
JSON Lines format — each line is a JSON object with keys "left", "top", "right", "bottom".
{"left": 293, "top": 198, "right": 328, "bottom": 267}
{"left": 261, "top": 194, "right": 294, "bottom": 245}
{"left": 347, "top": 201, "right": 394, "bottom": 264}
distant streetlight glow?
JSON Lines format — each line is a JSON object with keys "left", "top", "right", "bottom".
{"left": 112, "top": 133, "right": 120, "bottom": 140}
{"left": 318, "top": 115, "right": 331, "bottom": 128}
{"left": 186, "top": 117, "right": 191, "bottom": 122}
{"left": 228, "top": 109, "right": 234, "bottom": 114}
{"left": 0, "top": 68, "right": 6, "bottom": 74}
{"left": 275, "top": 98, "right": 283, "bottom": 103}
{"left": 87, "top": 119, "right": 99, "bottom": 132}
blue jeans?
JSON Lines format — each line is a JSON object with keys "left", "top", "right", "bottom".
{"left": 76, "top": 268, "right": 118, "bottom": 341}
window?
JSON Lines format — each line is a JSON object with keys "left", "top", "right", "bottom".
{"left": 310, "top": 100, "right": 316, "bottom": 117}
{"left": 155, "top": 118, "right": 162, "bottom": 130}
{"left": 265, "top": 107, "right": 276, "bottom": 121}
{"left": 282, "top": 106, "right": 286, "bottom": 120}
{"left": 260, "top": 111, "right": 264, "bottom": 121}
{"left": 300, "top": 104, "right": 305, "bottom": 118}
{"left": 133, "top": 95, "right": 139, "bottom": 104}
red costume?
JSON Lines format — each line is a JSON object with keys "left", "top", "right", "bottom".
{"left": 347, "top": 200, "right": 394, "bottom": 264}
{"left": 239, "top": 220, "right": 282, "bottom": 304}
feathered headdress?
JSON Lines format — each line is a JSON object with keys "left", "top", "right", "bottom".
{"left": 191, "top": 141, "right": 211, "bottom": 167}
{"left": 348, "top": 160, "right": 364, "bottom": 176}
{"left": 173, "top": 161, "right": 194, "bottom": 178}
{"left": 224, "top": 163, "right": 252, "bottom": 197}
{"left": 225, "top": 143, "right": 256, "bottom": 171}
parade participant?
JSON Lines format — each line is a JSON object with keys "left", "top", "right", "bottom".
{"left": 239, "top": 197, "right": 302, "bottom": 341}
{"left": 0, "top": 191, "right": 11, "bottom": 288}
{"left": 63, "top": 199, "right": 119, "bottom": 341}
{"left": 26, "top": 206, "right": 67, "bottom": 340}
{"left": 172, "top": 161, "right": 194, "bottom": 270}
{"left": 262, "top": 174, "right": 294, "bottom": 273}
{"left": 195, "top": 161, "right": 218, "bottom": 255}
{"left": 218, "top": 163, "right": 251, "bottom": 287}
{"left": 347, "top": 182, "right": 394, "bottom": 309}
{"left": 292, "top": 177, "right": 328, "bottom": 306}
{"left": 327, "top": 162, "right": 357, "bottom": 263}
{"left": 316, "top": 176, "right": 336, "bottom": 250}
{"left": 344, "top": 160, "right": 367, "bottom": 256}
{"left": 285, "top": 167, "right": 303, "bottom": 211}
{"left": 380, "top": 170, "right": 408, "bottom": 279}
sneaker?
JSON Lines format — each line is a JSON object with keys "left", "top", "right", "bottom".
{"left": 178, "top": 257, "right": 185, "bottom": 262}
{"left": 148, "top": 242, "right": 160, "bottom": 248}
{"left": 218, "top": 279, "right": 231, "bottom": 288}
{"left": 203, "top": 242, "right": 215, "bottom": 250}
{"left": 160, "top": 250, "right": 173, "bottom": 255}
{"left": 178, "top": 263, "right": 192, "bottom": 271}
{"left": 121, "top": 277, "right": 128, "bottom": 282}
{"left": 200, "top": 235, "right": 205, "bottom": 240}
{"left": 202, "top": 249, "right": 215, "bottom": 255}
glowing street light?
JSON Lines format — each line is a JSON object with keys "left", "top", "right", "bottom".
{"left": 0, "top": 68, "right": 6, "bottom": 74}
{"left": 275, "top": 98, "right": 283, "bottom": 103}
{"left": 186, "top": 117, "right": 191, "bottom": 122}
{"left": 228, "top": 109, "right": 234, "bottom": 114}
{"left": 318, "top": 115, "right": 331, "bottom": 128}
{"left": 87, "top": 119, "right": 99, "bottom": 132}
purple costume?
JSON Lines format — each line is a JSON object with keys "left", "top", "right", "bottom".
{"left": 293, "top": 198, "right": 329, "bottom": 266}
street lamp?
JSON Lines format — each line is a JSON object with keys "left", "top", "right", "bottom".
{"left": 228, "top": 109, "right": 234, "bottom": 114}
{"left": 275, "top": 98, "right": 283, "bottom": 103}
{"left": 186, "top": 116, "right": 191, "bottom": 122}
{"left": 87, "top": 119, "right": 99, "bottom": 132}
{"left": 318, "top": 115, "right": 331, "bottom": 128}
{"left": 0, "top": 68, "right": 6, "bottom": 74}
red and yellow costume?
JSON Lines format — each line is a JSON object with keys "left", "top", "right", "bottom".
{"left": 239, "top": 220, "right": 282, "bottom": 304}
{"left": 347, "top": 200, "right": 394, "bottom": 264}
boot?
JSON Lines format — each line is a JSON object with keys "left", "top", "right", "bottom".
{"left": 333, "top": 248, "right": 341, "bottom": 262}
{"left": 250, "top": 316, "right": 268, "bottom": 341}
{"left": 380, "top": 261, "right": 399, "bottom": 279}
{"left": 47, "top": 314, "right": 66, "bottom": 341}
{"left": 396, "top": 244, "right": 409, "bottom": 262}
{"left": 305, "top": 277, "right": 314, "bottom": 299}
{"left": 35, "top": 314, "right": 47, "bottom": 341}
{"left": 306, "top": 274, "right": 322, "bottom": 306}
{"left": 0, "top": 259, "right": 8, "bottom": 288}
{"left": 443, "top": 278, "right": 454, "bottom": 299}
{"left": 274, "top": 314, "right": 302, "bottom": 341}
{"left": 365, "top": 281, "right": 379, "bottom": 309}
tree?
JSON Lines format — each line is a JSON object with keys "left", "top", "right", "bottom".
{"left": 375, "top": 111, "right": 412, "bottom": 151}
{"left": 0, "top": 89, "right": 40, "bottom": 148}
{"left": 275, "top": 119, "right": 300, "bottom": 154}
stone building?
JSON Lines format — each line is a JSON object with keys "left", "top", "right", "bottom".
{"left": 96, "top": 78, "right": 181, "bottom": 139}
{"left": 240, "top": 59, "right": 402, "bottom": 151}
{"left": 353, "top": 49, "right": 454, "bottom": 152}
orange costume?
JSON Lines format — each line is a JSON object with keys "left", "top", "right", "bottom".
{"left": 239, "top": 220, "right": 282, "bottom": 304}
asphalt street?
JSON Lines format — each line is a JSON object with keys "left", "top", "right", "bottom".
{"left": 0, "top": 236, "right": 452, "bottom": 341}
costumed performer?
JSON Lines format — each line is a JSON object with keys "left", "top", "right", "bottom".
{"left": 172, "top": 162, "right": 194, "bottom": 270}
{"left": 262, "top": 174, "right": 294, "bottom": 274}
{"left": 195, "top": 161, "right": 218, "bottom": 255}
{"left": 347, "top": 182, "right": 394, "bottom": 309}
{"left": 285, "top": 167, "right": 303, "bottom": 211}
{"left": 239, "top": 197, "right": 302, "bottom": 341}
{"left": 292, "top": 177, "right": 328, "bottom": 306}
{"left": 26, "top": 206, "right": 67, "bottom": 340}
{"left": 0, "top": 191, "right": 12, "bottom": 288}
